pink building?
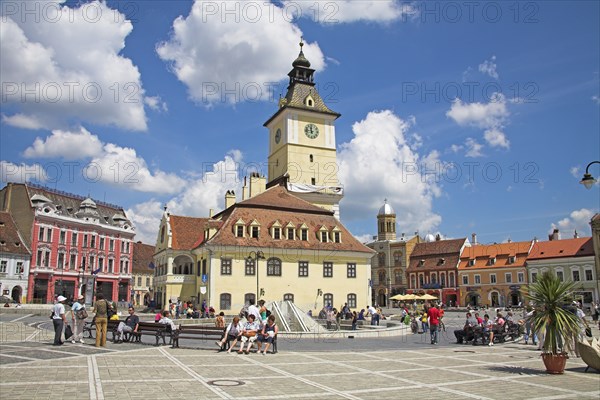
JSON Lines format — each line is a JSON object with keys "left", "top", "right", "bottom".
{"left": 0, "top": 183, "right": 135, "bottom": 304}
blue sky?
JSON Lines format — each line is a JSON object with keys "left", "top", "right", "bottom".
{"left": 1, "top": 0, "right": 599, "bottom": 245}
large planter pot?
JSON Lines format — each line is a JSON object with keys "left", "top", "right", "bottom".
{"left": 541, "top": 353, "right": 569, "bottom": 374}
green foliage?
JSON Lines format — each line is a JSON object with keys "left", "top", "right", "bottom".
{"left": 525, "top": 271, "right": 581, "bottom": 355}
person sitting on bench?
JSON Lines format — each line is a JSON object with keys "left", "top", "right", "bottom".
{"left": 237, "top": 314, "right": 260, "bottom": 354}
{"left": 455, "top": 312, "right": 477, "bottom": 344}
{"left": 216, "top": 316, "right": 243, "bottom": 352}
{"left": 256, "top": 314, "right": 278, "bottom": 355}
{"left": 115, "top": 307, "right": 139, "bottom": 343}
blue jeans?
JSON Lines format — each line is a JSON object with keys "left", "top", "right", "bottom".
{"left": 524, "top": 322, "right": 538, "bottom": 344}
{"left": 430, "top": 324, "right": 439, "bottom": 343}
{"left": 422, "top": 322, "right": 428, "bottom": 333}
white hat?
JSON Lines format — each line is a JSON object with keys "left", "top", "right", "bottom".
{"left": 57, "top": 295, "right": 67, "bottom": 302}
{"left": 77, "top": 295, "right": 85, "bottom": 300}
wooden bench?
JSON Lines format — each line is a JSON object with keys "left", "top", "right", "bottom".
{"left": 132, "top": 321, "right": 171, "bottom": 346}
{"left": 82, "top": 319, "right": 121, "bottom": 340}
{"left": 171, "top": 325, "right": 226, "bottom": 349}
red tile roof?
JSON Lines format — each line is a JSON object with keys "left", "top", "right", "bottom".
{"left": 528, "top": 237, "right": 594, "bottom": 260}
{"left": 169, "top": 215, "right": 212, "bottom": 250}
{"left": 0, "top": 211, "right": 31, "bottom": 256}
{"left": 458, "top": 241, "right": 532, "bottom": 270}
{"left": 132, "top": 241, "right": 155, "bottom": 273}
{"left": 208, "top": 186, "right": 374, "bottom": 254}
{"left": 407, "top": 238, "right": 467, "bottom": 272}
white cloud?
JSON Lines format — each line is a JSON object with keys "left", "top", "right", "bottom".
{"left": 551, "top": 208, "right": 596, "bottom": 237}
{"left": 338, "top": 110, "right": 442, "bottom": 234}
{"left": 478, "top": 56, "right": 499, "bottom": 79}
{"left": 156, "top": 1, "right": 325, "bottom": 105}
{"left": 20, "top": 127, "right": 186, "bottom": 194}
{"left": 144, "top": 96, "right": 168, "bottom": 112}
{"left": 446, "top": 93, "right": 510, "bottom": 149}
{"left": 126, "top": 151, "right": 244, "bottom": 243}
{"left": 0, "top": 1, "right": 148, "bottom": 131}
{"left": 483, "top": 128, "right": 510, "bottom": 149}
{"left": 450, "top": 144, "right": 463, "bottom": 153}
{"left": 23, "top": 127, "right": 103, "bottom": 160}
{"left": 465, "top": 138, "right": 484, "bottom": 158}
{"left": 1, "top": 114, "right": 44, "bottom": 130}
{"left": 283, "top": 0, "right": 418, "bottom": 24}
{"left": 570, "top": 166, "right": 580, "bottom": 178}
{"left": 592, "top": 95, "right": 600, "bottom": 105}
{"left": 1, "top": 161, "right": 47, "bottom": 183}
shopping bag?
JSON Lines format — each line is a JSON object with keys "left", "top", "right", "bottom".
{"left": 64, "top": 324, "right": 74, "bottom": 340}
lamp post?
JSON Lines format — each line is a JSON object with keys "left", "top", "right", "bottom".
{"left": 579, "top": 161, "right": 600, "bottom": 189}
{"left": 387, "top": 277, "right": 392, "bottom": 308}
{"left": 246, "top": 250, "right": 265, "bottom": 302}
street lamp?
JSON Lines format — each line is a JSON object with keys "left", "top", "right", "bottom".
{"left": 579, "top": 161, "right": 600, "bottom": 189}
{"left": 246, "top": 250, "right": 265, "bottom": 302}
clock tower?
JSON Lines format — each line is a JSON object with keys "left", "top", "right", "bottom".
{"left": 264, "top": 39, "right": 344, "bottom": 218}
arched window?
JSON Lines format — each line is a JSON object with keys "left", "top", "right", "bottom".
{"left": 431, "top": 274, "right": 437, "bottom": 284}
{"left": 323, "top": 293, "right": 333, "bottom": 308}
{"left": 267, "top": 258, "right": 282, "bottom": 276}
{"left": 347, "top": 293, "right": 357, "bottom": 308}
{"left": 378, "top": 252, "right": 386, "bottom": 266}
{"left": 419, "top": 275, "right": 424, "bottom": 287}
{"left": 283, "top": 293, "right": 294, "bottom": 302}
{"left": 394, "top": 269, "right": 402, "bottom": 284}
{"left": 411, "top": 274, "right": 416, "bottom": 289}
{"left": 245, "top": 293, "right": 255, "bottom": 305}
{"left": 220, "top": 293, "right": 231, "bottom": 310}
{"left": 449, "top": 272, "right": 455, "bottom": 287}
{"left": 378, "top": 270, "right": 386, "bottom": 284}
{"left": 160, "top": 226, "right": 165, "bottom": 243}
{"left": 309, "top": 154, "right": 313, "bottom": 162}
{"left": 441, "top": 273, "right": 446, "bottom": 287}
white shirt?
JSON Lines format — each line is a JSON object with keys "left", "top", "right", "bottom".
{"left": 368, "top": 306, "right": 376, "bottom": 316}
{"left": 159, "top": 317, "right": 177, "bottom": 331}
{"left": 247, "top": 305, "right": 261, "bottom": 321}
{"left": 53, "top": 303, "right": 65, "bottom": 320}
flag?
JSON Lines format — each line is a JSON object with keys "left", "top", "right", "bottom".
{"left": 148, "top": 262, "right": 155, "bottom": 269}
{"left": 92, "top": 266, "right": 102, "bottom": 275}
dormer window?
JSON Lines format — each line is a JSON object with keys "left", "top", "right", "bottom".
{"left": 489, "top": 257, "right": 496, "bottom": 266}
{"left": 273, "top": 227, "right": 281, "bottom": 239}
{"left": 305, "top": 94, "right": 314, "bottom": 107}
{"left": 331, "top": 226, "right": 341, "bottom": 243}
{"left": 320, "top": 231, "right": 328, "bottom": 242}
{"left": 468, "top": 259, "right": 475, "bottom": 267}
{"left": 508, "top": 256, "right": 516, "bottom": 264}
{"left": 299, "top": 224, "right": 309, "bottom": 241}
{"left": 236, "top": 225, "right": 244, "bottom": 237}
{"left": 439, "top": 258, "right": 445, "bottom": 265}
{"left": 287, "top": 228, "right": 295, "bottom": 240}
{"left": 419, "top": 259, "right": 425, "bottom": 267}
{"left": 248, "top": 219, "right": 260, "bottom": 239}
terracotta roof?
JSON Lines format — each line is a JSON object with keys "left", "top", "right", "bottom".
{"left": 0, "top": 211, "right": 31, "bottom": 256}
{"left": 132, "top": 242, "right": 155, "bottom": 273}
{"left": 407, "top": 238, "right": 466, "bottom": 272}
{"left": 169, "top": 215, "right": 211, "bottom": 251}
{"left": 207, "top": 186, "right": 373, "bottom": 254}
{"left": 528, "top": 237, "right": 594, "bottom": 260}
{"left": 458, "top": 241, "right": 533, "bottom": 270}
{"left": 216, "top": 186, "right": 332, "bottom": 218}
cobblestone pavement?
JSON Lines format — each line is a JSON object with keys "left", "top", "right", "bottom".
{"left": 1, "top": 313, "right": 599, "bottom": 399}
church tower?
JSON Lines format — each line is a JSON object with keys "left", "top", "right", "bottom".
{"left": 264, "top": 39, "right": 344, "bottom": 218}
{"left": 377, "top": 199, "right": 396, "bottom": 241}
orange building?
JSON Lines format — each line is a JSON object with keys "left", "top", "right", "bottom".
{"left": 458, "top": 240, "right": 533, "bottom": 308}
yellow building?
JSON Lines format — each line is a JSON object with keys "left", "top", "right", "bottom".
{"left": 151, "top": 40, "right": 374, "bottom": 313}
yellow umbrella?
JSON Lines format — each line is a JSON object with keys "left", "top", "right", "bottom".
{"left": 419, "top": 294, "right": 438, "bottom": 300}
{"left": 389, "top": 294, "right": 405, "bottom": 301}
{"left": 401, "top": 294, "right": 417, "bottom": 300}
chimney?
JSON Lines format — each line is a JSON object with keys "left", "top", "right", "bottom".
{"left": 242, "top": 176, "right": 249, "bottom": 201}
{"left": 249, "top": 173, "right": 266, "bottom": 198}
{"left": 573, "top": 230, "right": 579, "bottom": 238}
{"left": 472, "top": 233, "right": 477, "bottom": 245}
{"left": 548, "top": 228, "right": 560, "bottom": 241}
{"left": 435, "top": 233, "right": 441, "bottom": 241}
{"left": 209, "top": 208, "right": 214, "bottom": 218}
{"left": 225, "top": 190, "right": 236, "bottom": 209}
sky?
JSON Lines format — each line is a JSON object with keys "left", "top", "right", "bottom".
{"left": 1, "top": 0, "right": 599, "bottom": 246}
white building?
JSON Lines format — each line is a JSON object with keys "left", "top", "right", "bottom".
{"left": 0, "top": 212, "right": 31, "bottom": 303}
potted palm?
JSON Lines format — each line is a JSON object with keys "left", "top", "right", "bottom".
{"left": 525, "top": 271, "right": 581, "bottom": 374}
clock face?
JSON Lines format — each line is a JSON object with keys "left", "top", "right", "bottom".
{"left": 304, "top": 123, "right": 319, "bottom": 139}
{"left": 275, "top": 128, "right": 281, "bottom": 144}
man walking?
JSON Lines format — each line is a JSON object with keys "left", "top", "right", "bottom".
{"left": 52, "top": 296, "right": 67, "bottom": 345}
{"left": 115, "top": 307, "right": 139, "bottom": 342}
{"left": 427, "top": 302, "right": 441, "bottom": 344}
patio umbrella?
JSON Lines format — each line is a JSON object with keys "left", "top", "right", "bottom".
{"left": 401, "top": 294, "right": 417, "bottom": 300}
{"left": 389, "top": 294, "right": 405, "bottom": 301}
{"left": 419, "top": 294, "right": 438, "bottom": 300}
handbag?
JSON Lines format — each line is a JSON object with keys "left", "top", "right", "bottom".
{"left": 76, "top": 309, "right": 88, "bottom": 320}
{"left": 106, "top": 302, "right": 116, "bottom": 319}
{"left": 64, "top": 324, "right": 73, "bottom": 340}
{"left": 49, "top": 311, "right": 54, "bottom": 320}
{"left": 242, "top": 331, "right": 256, "bottom": 338}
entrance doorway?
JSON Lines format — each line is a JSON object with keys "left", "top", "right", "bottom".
{"left": 510, "top": 292, "right": 520, "bottom": 306}
{"left": 491, "top": 292, "right": 499, "bottom": 307}
{"left": 467, "top": 293, "right": 480, "bottom": 307}
{"left": 11, "top": 286, "right": 22, "bottom": 303}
